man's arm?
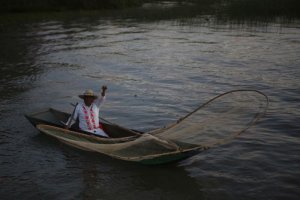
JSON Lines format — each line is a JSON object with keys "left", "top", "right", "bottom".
{"left": 101, "top": 85, "right": 107, "bottom": 97}
{"left": 95, "top": 85, "right": 107, "bottom": 108}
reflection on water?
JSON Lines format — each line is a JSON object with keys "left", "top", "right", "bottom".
{"left": 76, "top": 151, "right": 204, "bottom": 200}
{"left": 0, "top": 11, "right": 299, "bottom": 200}
{"left": 0, "top": 23, "right": 43, "bottom": 101}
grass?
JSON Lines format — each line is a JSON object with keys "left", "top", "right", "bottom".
{"left": 0, "top": 0, "right": 144, "bottom": 13}
{"left": 222, "top": 0, "right": 300, "bottom": 18}
{"left": 0, "top": 0, "right": 299, "bottom": 22}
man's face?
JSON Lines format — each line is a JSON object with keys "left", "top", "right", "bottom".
{"left": 84, "top": 96, "right": 95, "bottom": 106}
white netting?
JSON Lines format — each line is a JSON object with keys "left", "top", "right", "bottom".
{"left": 153, "top": 90, "right": 269, "bottom": 148}
{"left": 37, "top": 127, "right": 180, "bottom": 161}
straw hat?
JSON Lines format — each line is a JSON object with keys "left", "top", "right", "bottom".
{"left": 79, "top": 89, "right": 98, "bottom": 99}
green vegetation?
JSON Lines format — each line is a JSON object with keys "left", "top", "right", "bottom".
{"left": 222, "top": 0, "right": 300, "bottom": 18}
{"left": 0, "top": 0, "right": 299, "bottom": 20}
{"left": 0, "top": 0, "right": 144, "bottom": 13}
{"left": 182, "top": 0, "right": 300, "bottom": 18}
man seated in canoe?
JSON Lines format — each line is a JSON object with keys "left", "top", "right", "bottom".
{"left": 65, "top": 86, "right": 109, "bottom": 137}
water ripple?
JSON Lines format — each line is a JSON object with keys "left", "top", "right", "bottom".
{"left": 1, "top": 15, "right": 300, "bottom": 200}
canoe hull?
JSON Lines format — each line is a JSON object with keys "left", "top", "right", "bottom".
{"left": 138, "top": 150, "right": 199, "bottom": 165}
{"left": 36, "top": 124, "right": 200, "bottom": 165}
{"left": 26, "top": 108, "right": 200, "bottom": 165}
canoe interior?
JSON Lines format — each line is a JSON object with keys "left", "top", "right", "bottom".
{"left": 26, "top": 109, "right": 202, "bottom": 165}
{"left": 25, "top": 108, "right": 141, "bottom": 138}
{"left": 25, "top": 108, "right": 67, "bottom": 127}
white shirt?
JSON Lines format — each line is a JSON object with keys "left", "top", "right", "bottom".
{"left": 67, "top": 95, "right": 108, "bottom": 137}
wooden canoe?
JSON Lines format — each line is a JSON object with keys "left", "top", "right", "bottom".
{"left": 25, "top": 108, "right": 201, "bottom": 165}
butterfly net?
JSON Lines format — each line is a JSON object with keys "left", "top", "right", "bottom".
{"left": 153, "top": 90, "right": 269, "bottom": 148}
{"left": 38, "top": 90, "right": 268, "bottom": 162}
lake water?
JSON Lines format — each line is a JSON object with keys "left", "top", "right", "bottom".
{"left": 0, "top": 12, "right": 299, "bottom": 200}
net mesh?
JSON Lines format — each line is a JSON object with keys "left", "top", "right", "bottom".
{"left": 39, "top": 129, "right": 179, "bottom": 160}
{"left": 154, "top": 90, "right": 269, "bottom": 148}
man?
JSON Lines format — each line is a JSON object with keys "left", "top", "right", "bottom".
{"left": 65, "top": 86, "right": 109, "bottom": 137}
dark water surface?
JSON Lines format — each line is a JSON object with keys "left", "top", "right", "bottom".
{"left": 0, "top": 13, "right": 299, "bottom": 200}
